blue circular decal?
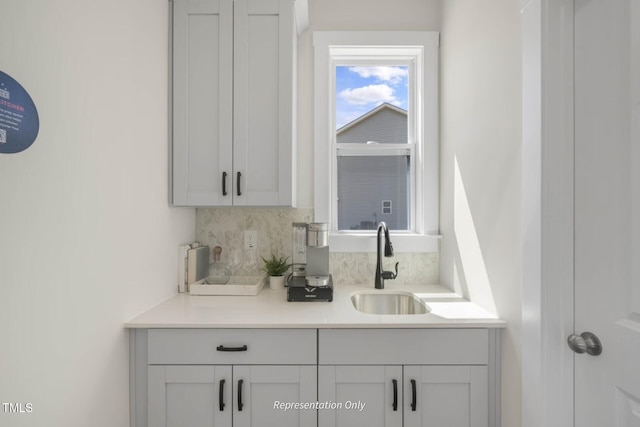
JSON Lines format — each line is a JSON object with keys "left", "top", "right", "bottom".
{"left": 0, "top": 70, "right": 39, "bottom": 154}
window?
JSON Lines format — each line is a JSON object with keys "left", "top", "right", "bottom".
{"left": 336, "top": 65, "right": 411, "bottom": 231}
{"left": 382, "top": 200, "right": 392, "bottom": 215}
{"left": 314, "top": 32, "right": 440, "bottom": 252}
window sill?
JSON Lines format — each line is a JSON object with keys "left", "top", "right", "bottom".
{"left": 328, "top": 232, "right": 441, "bottom": 253}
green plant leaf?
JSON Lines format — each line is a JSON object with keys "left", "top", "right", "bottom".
{"left": 261, "top": 254, "right": 291, "bottom": 276}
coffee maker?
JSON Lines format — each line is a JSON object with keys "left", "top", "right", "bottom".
{"left": 287, "top": 222, "right": 333, "bottom": 302}
{"left": 290, "top": 222, "right": 308, "bottom": 278}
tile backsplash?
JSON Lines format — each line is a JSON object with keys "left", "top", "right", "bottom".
{"left": 196, "top": 208, "right": 439, "bottom": 285}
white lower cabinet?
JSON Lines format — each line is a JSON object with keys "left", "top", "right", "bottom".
{"left": 131, "top": 328, "right": 499, "bottom": 427}
{"left": 134, "top": 329, "right": 318, "bottom": 427}
{"left": 149, "top": 365, "right": 316, "bottom": 427}
{"left": 318, "top": 329, "right": 497, "bottom": 427}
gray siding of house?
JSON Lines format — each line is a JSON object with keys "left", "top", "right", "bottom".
{"left": 337, "top": 107, "right": 407, "bottom": 144}
{"left": 336, "top": 105, "right": 409, "bottom": 230}
{"left": 337, "top": 156, "right": 409, "bottom": 230}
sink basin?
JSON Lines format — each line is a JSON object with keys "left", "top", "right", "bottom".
{"left": 351, "top": 291, "right": 430, "bottom": 315}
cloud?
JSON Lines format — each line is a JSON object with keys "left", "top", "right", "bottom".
{"left": 348, "top": 66, "right": 408, "bottom": 84}
{"left": 339, "top": 84, "right": 397, "bottom": 106}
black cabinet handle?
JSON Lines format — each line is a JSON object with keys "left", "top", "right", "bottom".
{"left": 222, "top": 172, "right": 228, "bottom": 196}
{"left": 411, "top": 379, "right": 417, "bottom": 411}
{"left": 219, "top": 379, "right": 226, "bottom": 411}
{"left": 392, "top": 379, "right": 398, "bottom": 411}
{"left": 238, "top": 379, "right": 244, "bottom": 411}
{"left": 237, "top": 171, "right": 242, "bottom": 196}
{"left": 216, "top": 345, "right": 248, "bottom": 352}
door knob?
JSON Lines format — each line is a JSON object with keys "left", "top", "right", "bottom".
{"left": 567, "top": 332, "right": 602, "bottom": 356}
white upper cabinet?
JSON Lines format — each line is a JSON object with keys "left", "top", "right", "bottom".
{"left": 171, "top": 0, "right": 306, "bottom": 207}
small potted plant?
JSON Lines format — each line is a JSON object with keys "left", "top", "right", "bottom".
{"left": 261, "top": 254, "right": 291, "bottom": 290}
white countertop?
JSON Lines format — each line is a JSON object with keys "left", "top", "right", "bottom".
{"left": 125, "top": 283, "right": 505, "bottom": 329}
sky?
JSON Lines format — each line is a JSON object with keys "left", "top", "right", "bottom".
{"left": 335, "top": 65, "right": 408, "bottom": 129}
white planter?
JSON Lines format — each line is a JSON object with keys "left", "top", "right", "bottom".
{"left": 269, "top": 275, "right": 285, "bottom": 290}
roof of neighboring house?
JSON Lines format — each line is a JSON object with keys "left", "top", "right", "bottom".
{"left": 337, "top": 102, "right": 407, "bottom": 135}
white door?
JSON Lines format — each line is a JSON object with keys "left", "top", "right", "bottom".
{"left": 573, "top": 0, "right": 640, "bottom": 425}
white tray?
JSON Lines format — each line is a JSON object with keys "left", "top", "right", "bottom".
{"left": 189, "top": 276, "right": 264, "bottom": 296}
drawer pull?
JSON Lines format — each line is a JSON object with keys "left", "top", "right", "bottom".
{"left": 238, "top": 379, "right": 244, "bottom": 411}
{"left": 222, "top": 172, "right": 228, "bottom": 196}
{"left": 411, "top": 379, "right": 417, "bottom": 411}
{"left": 219, "top": 379, "right": 226, "bottom": 411}
{"left": 392, "top": 379, "right": 398, "bottom": 411}
{"left": 216, "top": 345, "right": 248, "bottom": 352}
{"left": 237, "top": 172, "right": 242, "bottom": 196}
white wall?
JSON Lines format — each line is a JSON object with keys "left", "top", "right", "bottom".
{"left": 439, "top": 1, "right": 522, "bottom": 426}
{"left": 0, "top": 1, "right": 195, "bottom": 426}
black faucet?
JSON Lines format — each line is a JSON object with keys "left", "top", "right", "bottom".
{"left": 375, "top": 221, "right": 399, "bottom": 289}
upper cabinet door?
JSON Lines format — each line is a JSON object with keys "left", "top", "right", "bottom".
{"left": 233, "top": 0, "right": 295, "bottom": 206}
{"left": 172, "top": 0, "right": 233, "bottom": 206}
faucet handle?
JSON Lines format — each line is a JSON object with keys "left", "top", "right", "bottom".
{"left": 382, "top": 262, "right": 400, "bottom": 280}
{"left": 392, "top": 261, "right": 399, "bottom": 279}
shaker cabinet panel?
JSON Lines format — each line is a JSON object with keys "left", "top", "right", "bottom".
{"left": 233, "top": 0, "right": 294, "bottom": 206}
{"left": 172, "top": 0, "right": 233, "bottom": 206}
{"left": 404, "top": 365, "right": 488, "bottom": 427}
{"left": 148, "top": 365, "right": 232, "bottom": 427}
{"left": 234, "top": 365, "right": 317, "bottom": 427}
{"left": 318, "top": 365, "right": 403, "bottom": 427}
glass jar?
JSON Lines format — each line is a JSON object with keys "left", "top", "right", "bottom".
{"left": 206, "top": 246, "right": 232, "bottom": 284}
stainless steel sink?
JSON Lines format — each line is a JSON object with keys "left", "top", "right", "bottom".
{"left": 351, "top": 291, "right": 430, "bottom": 315}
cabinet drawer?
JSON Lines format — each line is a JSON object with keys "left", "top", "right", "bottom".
{"left": 319, "top": 329, "right": 488, "bottom": 365}
{"left": 148, "top": 329, "right": 316, "bottom": 365}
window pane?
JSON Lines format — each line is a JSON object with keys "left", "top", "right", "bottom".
{"left": 335, "top": 66, "right": 409, "bottom": 144}
{"left": 337, "top": 155, "right": 410, "bottom": 231}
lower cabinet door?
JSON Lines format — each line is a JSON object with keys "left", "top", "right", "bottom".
{"left": 404, "top": 365, "right": 488, "bottom": 427}
{"left": 148, "top": 365, "right": 232, "bottom": 427}
{"left": 318, "top": 365, "right": 403, "bottom": 427}
{"left": 233, "top": 365, "right": 317, "bottom": 427}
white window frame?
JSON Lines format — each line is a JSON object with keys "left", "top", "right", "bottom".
{"left": 313, "top": 31, "right": 440, "bottom": 253}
